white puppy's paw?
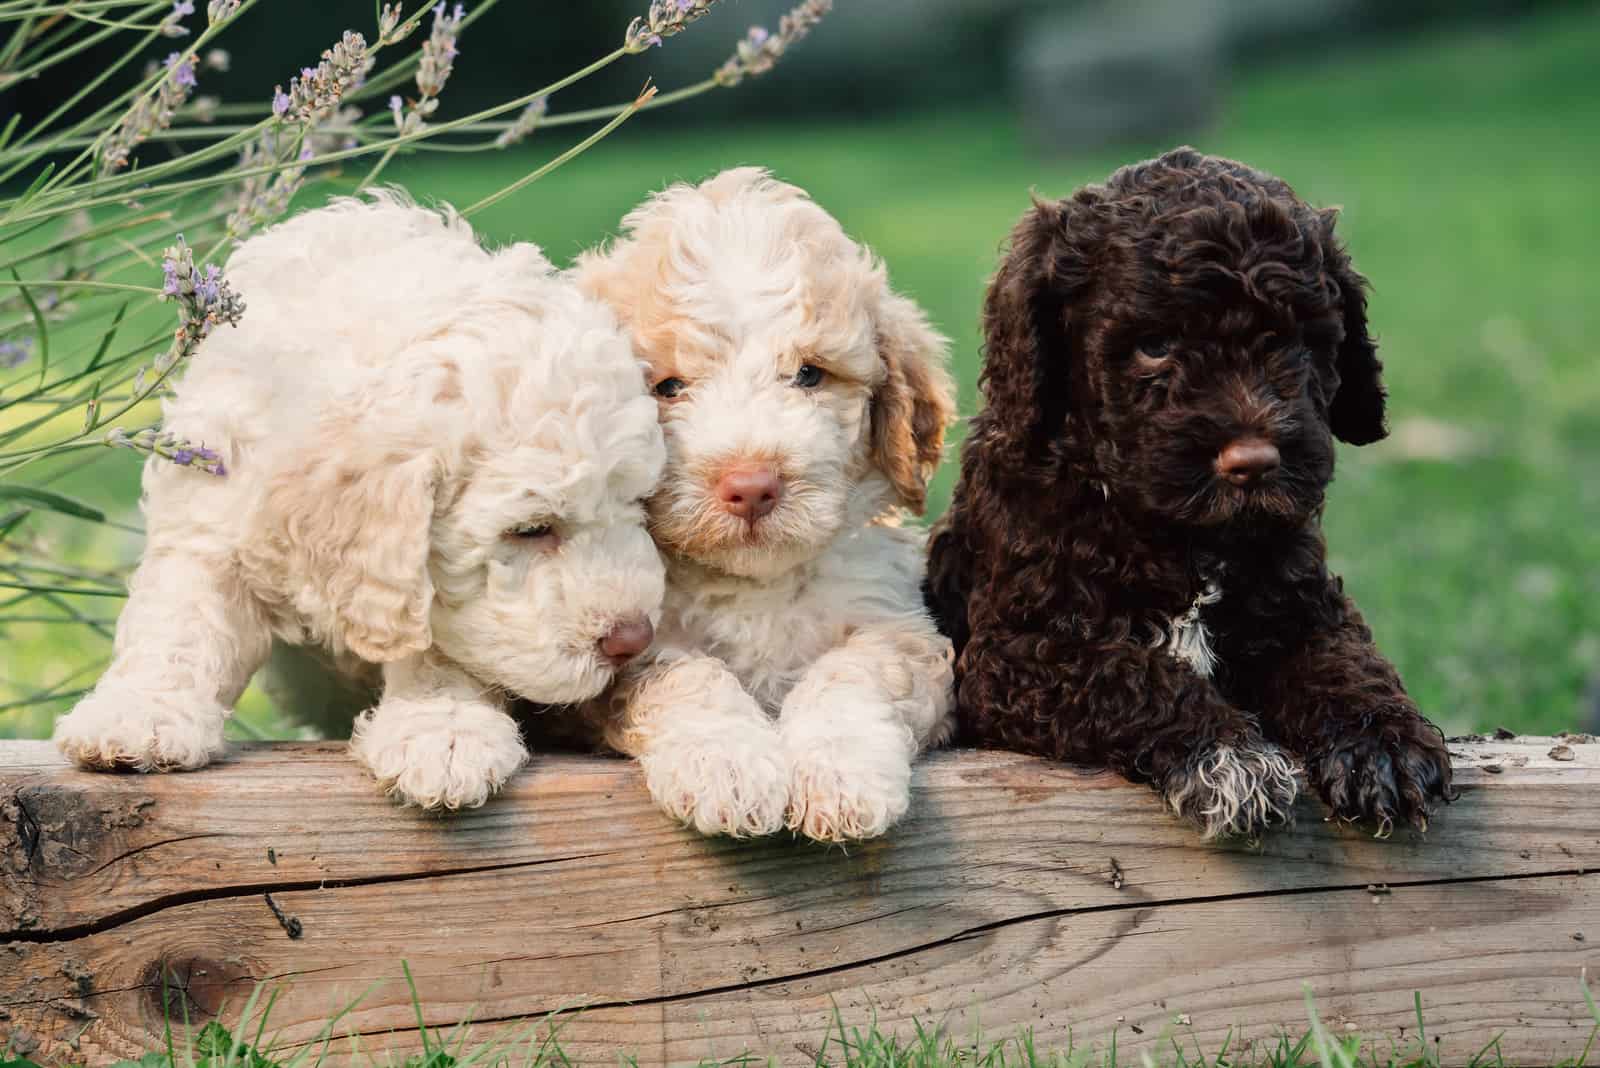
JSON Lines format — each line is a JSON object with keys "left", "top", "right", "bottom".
{"left": 639, "top": 721, "right": 788, "bottom": 839}
{"left": 784, "top": 726, "right": 915, "bottom": 843}
{"left": 53, "top": 686, "right": 226, "bottom": 772}
{"left": 350, "top": 699, "right": 527, "bottom": 811}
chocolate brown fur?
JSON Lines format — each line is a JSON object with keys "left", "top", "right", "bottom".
{"left": 926, "top": 147, "right": 1452, "bottom": 838}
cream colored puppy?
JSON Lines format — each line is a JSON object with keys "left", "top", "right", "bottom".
{"left": 574, "top": 168, "right": 956, "bottom": 842}
{"left": 54, "top": 194, "right": 667, "bottom": 810}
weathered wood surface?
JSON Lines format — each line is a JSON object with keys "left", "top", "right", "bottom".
{"left": 2, "top": 738, "right": 1598, "bottom": 1066}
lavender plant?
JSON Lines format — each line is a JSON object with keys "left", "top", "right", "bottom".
{"left": 0, "top": 0, "right": 834, "bottom": 734}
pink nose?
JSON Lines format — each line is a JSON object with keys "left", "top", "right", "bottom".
{"left": 714, "top": 464, "right": 784, "bottom": 521}
{"left": 1215, "top": 438, "right": 1281, "bottom": 485}
{"left": 598, "top": 617, "right": 654, "bottom": 663}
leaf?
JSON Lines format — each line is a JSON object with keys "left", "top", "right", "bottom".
{"left": 0, "top": 485, "right": 104, "bottom": 522}
{"left": 0, "top": 113, "right": 20, "bottom": 154}
{"left": 0, "top": 508, "right": 28, "bottom": 541}
{"left": 8, "top": 269, "right": 49, "bottom": 388}
{"left": 0, "top": 162, "right": 56, "bottom": 228}
{"left": 87, "top": 300, "right": 130, "bottom": 372}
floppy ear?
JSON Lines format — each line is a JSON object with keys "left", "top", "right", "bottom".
{"left": 869, "top": 289, "right": 956, "bottom": 514}
{"left": 1321, "top": 212, "right": 1388, "bottom": 445}
{"left": 980, "top": 194, "right": 1098, "bottom": 460}
{"left": 268, "top": 444, "right": 439, "bottom": 663}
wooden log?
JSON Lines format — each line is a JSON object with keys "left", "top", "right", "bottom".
{"left": 2, "top": 738, "right": 1598, "bottom": 1065}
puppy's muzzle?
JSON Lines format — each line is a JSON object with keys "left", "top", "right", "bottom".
{"left": 599, "top": 616, "right": 654, "bottom": 664}
{"left": 714, "top": 463, "right": 784, "bottom": 522}
{"left": 1214, "top": 437, "right": 1280, "bottom": 487}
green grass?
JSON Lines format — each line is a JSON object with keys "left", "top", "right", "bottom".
{"left": 3, "top": 7, "right": 1599, "bottom": 737}
{"left": 8, "top": 985, "right": 1597, "bottom": 1068}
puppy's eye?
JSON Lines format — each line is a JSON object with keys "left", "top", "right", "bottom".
{"left": 1133, "top": 339, "right": 1175, "bottom": 376}
{"left": 653, "top": 377, "right": 686, "bottom": 399}
{"left": 792, "top": 364, "right": 826, "bottom": 389}
{"left": 505, "top": 523, "right": 560, "bottom": 547}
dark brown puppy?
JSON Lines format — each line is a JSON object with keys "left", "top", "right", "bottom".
{"left": 925, "top": 147, "right": 1452, "bottom": 839}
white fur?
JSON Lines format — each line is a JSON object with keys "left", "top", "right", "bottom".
{"left": 54, "top": 193, "right": 667, "bottom": 809}
{"left": 1164, "top": 741, "right": 1300, "bottom": 840}
{"left": 576, "top": 169, "right": 956, "bottom": 842}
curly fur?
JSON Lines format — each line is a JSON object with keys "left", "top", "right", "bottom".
{"left": 925, "top": 148, "right": 1454, "bottom": 838}
{"left": 574, "top": 168, "right": 957, "bottom": 842}
{"left": 54, "top": 192, "right": 667, "bottom": 810}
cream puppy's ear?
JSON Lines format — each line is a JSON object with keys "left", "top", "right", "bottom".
{"left": 870, "top": 290, "right": 956, "bottom": 514}
{"left": 266, "top": 441, "right": 438, "bottom": 662}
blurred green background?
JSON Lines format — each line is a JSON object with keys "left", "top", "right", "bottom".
{"left": 3, "top": 1, "right": 1598, "bottom": 740}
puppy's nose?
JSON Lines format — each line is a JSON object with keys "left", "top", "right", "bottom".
{"left": 1215, "top": 438, "right": 1281, "bottom": 485}
{"left": 714, "top": 464, "right": 784, "bottom": 521}
{"left": 599, "top": 617, "right": 654, "bottom": 664}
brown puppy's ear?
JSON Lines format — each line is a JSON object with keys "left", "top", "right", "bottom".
{"left": 981, "top": 193, "right": 1099, "bottom": 460}
{"left": 870, "top": 290, "right": 955, "bottom": 514}
{"left": 1321, "top": 210, "right": 1388, "bottom": 445}
{"left": 265, "top": 441, "right": 439, "bottom": 662}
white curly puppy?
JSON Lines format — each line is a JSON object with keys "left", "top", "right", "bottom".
{"left": 574, "top": 168, "right": 957, "bottom": 842}
{"left": 54, "top": 194, "right": 667, "bottom": 810}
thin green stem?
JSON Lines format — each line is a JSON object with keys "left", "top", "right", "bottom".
{"left": 5, "top": 47, "right": 631, "bottom": 227}
{"left": 463, "top": 86, "right": 656, "bottom": 217}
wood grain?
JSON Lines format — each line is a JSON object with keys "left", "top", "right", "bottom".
{"left": 3, "top": 738, "right": 1598, "bottom": 1065}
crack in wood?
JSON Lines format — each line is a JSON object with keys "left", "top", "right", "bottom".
{"left": 280, "top": 865, "right": 1600, "bottom": 1050}
{"left": 82, "top": 834, "right": 231, "bottom": 879}
{"left": 1, "top": 850, "right": 619, "bottom": 944}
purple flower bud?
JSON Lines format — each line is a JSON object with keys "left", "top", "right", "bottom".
{"left": 207, "top": 461, "right": 228, "bottom": 476}
{"left": 166, "top": 53, "right": 198, "bottom": 90}
{"left": 161, "top": 261, "right": 181, "bottom": 296}
{"left": 272, "top": 88, "right": 290, "bottom": 117}
{"left": 172, "top": 0, "right": 195, "bottom": 15}
{"left": 0, "top": 338, "right": 32, "bottom": 369}
{"left": 748, "top": 25, "right": 770, "bottom": 45}
{"left": 173, "top": 448, "right": 195, "bottom": 465}
{"left": 298, "top": 146, "right": 315, "bottom": 162}
{"left": 452, "top": 2, "right": 465, "bottom": 19}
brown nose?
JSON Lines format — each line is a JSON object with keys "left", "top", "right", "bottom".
{"left": 1215, "top": 438, "right": 1281, "bottom": 485}
{"left": 714, "top": 464, "right": 784, "bottom": 521}
{"left": 599, "top": 617, "right": 653, "bottom": 664}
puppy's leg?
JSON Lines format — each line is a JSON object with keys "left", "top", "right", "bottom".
{"left": 961, "top": 631, "right": 1298, "bottom": 840}
{"left": 780, "top": 618, "right": 954, "bottom": 843}
{"left": 1255, "top": 596, "right": 1452, "bottom": 834}
{"left": 604, "top": 652, "right": 787, "bottom": 838}
{"left": 350, "top": 652, "right": 527, "bottom": 810}
{"left": 54, "top": 551, "right": 268, "bottom": 771}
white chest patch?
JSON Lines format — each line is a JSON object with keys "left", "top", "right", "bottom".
{"left": 1156, "top": 577, "right": 1224, "bottom": 678}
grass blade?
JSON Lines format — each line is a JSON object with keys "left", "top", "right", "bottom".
{"left": 8, "top": 268, "right": 49, "bottom": 387}
{"left": 0, "top": 484, "right": 104, "bottom": 521}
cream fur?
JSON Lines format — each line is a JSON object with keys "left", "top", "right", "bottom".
{"left": 54, "top": 193, "right": 667, "bottom": 810}
{"left": 1164, "top": 741, "right": 1300, "bottom": 841}
{"left": 576, "top": 168, "right": 957, "bottom": 843}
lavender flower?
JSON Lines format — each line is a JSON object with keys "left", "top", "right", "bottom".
{"left": 206, "top": 0, "right": 240, "bottom": 23}
{"left": 494, "top": 97, "right": 547, "bottom": 149}
{"left": 714, "top": 0, "right": 831, "bottom": 86}
{"left": 272, "top": 31, "right": 373, "bottom": 126}
{"left": 378, "top": 3, "right": 419, "bottom": 45}
{"left": 167, "top": 51, "right": 198, "bottom": 90}
{"left": 106, "top": 427, "right": 228, "bottom": 476}
{"left": 98, "top": 51, "right": 201, "bottom": 173}
{"left": 159, "top": 0, "right": 193, "bottom": 37}
{"left": 625, "top": 0, "right": 719, "bottom": 53}
{"left": 390, "top": 3, "right": 465, "bottom": 134}
{"left": 189, "top": 94, "right": 220, "bottom": 122}
{"left": 153, "top": 236, "right": 245, "bottom": 374}
{"left": 0, "top": 338, "right": 32, "bottom": 370}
